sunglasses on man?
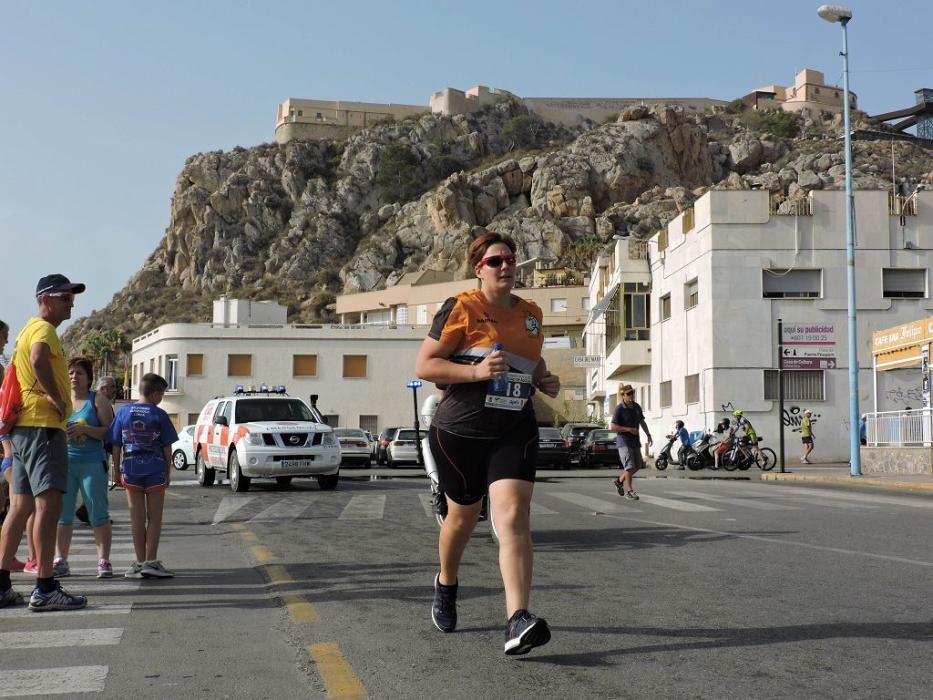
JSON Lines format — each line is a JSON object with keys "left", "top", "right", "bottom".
{"left": 479, "top": 254, "right": 517, "bottom": 268}
{"left": 46, "top": 292, "right": 75, "bottom": 302}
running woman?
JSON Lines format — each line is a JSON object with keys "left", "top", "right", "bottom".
{"left": 416, "top": 231, "right": 560, "bottom": 656}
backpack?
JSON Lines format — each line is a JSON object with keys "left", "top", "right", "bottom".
{"left": 0, "top": 362, "right": 23, "bottom": 435}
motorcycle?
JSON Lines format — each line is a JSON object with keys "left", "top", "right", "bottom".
{"left": 685, "top": 431, "right": 719, "bottom": 470}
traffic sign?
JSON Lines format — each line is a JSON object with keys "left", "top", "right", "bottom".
{"left": 784, "top": 357, "right": 837, "bottom": 370}
{"left": 782, "top": 322, "right": 836, "bottom": 368}
{"left": 406, "top": 380, "right": 423, "bottom": 389}
{"left": 782, "top": 346, "right": 836, "bottom": 359}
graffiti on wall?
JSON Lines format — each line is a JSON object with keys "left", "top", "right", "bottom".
{"left": 720, "top": 401, "right": 736, "bottom": 413}
{"left": 782, "top": 405, "right": 820, "bottom": 434}
{"left": 883, "top": 387, "right": 923, "bottom": 407}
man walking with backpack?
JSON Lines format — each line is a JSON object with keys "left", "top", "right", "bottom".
{"left": 0, "top": 274, "right": 88, "bottom": 610}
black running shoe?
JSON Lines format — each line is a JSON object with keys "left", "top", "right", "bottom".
{"left": 613, "top": 479, "right": 625, "bottom": 497}
{"left": 504, "top": 609, "right": 551, "bottom": 655}
{"left": 431, "top": 573, "right": 457, "bottom": 633}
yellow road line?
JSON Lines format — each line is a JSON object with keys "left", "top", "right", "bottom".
{"left": 250, "top": 544, "right": 274, "bottom": 562}
{"left": 308, "top": 643, "right": 366, "bottom": 699}
{"left": 264, "top": 564, "right": 291, "bottom": 586}
{"left": 284, "top": 594, "right": 320, "bottom": 623}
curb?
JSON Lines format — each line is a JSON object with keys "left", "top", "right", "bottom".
{"left": 760, "top": 472, "right": 933, "bottom": 494}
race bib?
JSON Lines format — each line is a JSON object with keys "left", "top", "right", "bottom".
{"left": 484, "top": 372, "right": 533, "bottom": 411}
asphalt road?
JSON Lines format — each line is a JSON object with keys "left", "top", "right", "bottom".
{"left": 3, "top": 470, "right": 931, "bottom": 699}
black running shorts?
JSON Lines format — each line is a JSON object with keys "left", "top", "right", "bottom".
{"left": 428, "top": 414, "right": 539, "bottom": 506}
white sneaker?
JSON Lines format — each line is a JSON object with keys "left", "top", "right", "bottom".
{"left": 140, "top": 560, "right": 174, "bottom": 579}
{"left": 124, "top": 562, "right": 144, "bottom": 579}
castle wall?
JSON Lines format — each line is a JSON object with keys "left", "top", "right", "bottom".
{"left": 276, "top": 97, "right": 429, "bottom": 144}
{"left": 521, "top": 96, "right": 727, "bottom": 126}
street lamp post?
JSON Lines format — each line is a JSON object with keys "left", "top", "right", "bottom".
{"left": 818, "top": 4, "right": 861, "bottom": 476}
{"left": 407, "top": 379, "right": 424, "bottom": 465}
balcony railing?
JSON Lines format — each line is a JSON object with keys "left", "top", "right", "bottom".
{"left": 628, "top": 240, "right": 648, "bottom": 260}
{"left": 888, "top": 193, "right": 918, "bottom": 216}
{"left": 770, "top": 197, "right": 812, "bottom": 216}
{"left": 865, "top": 409, "right": 932, "bottom": 446}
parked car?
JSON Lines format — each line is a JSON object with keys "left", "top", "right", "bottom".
{"left": 171, "top": 425, "right": 196, "bottom": 470}
{"left": 192, "top": 388, "right": 341, "bottom": 492}
{"left": 386, "top": 428, "right": 425, "bottom": 466}
{"left": 363, "top": 430, "right": 377, "bottom": 459}
{"left": 536, "top": 427, "right": 571, "bottom": 468}
{"left": 376, "top": 427, "right": 403, "bottom": 465}
{"left": 334, "top": 428, "right": 372, "bottom": 467}
{"left": 578, "top": 429, "right": 621, "bottom": 469}
{"left": 560, "top": 423, "right": 602, "bottom": 464}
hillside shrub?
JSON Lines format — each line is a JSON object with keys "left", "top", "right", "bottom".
{"left": 744, "top": 110, "right": 800, "bottom": 138}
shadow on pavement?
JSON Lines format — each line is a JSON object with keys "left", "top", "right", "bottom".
{"left": 532, "top": 526, "right": 793, "bottom": 552}
{"left": 520, "top": 619, "right": 933, "bottom": 666}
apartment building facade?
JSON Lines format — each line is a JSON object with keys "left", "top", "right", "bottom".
{"left": 585, "top": 189, "right": 933, "bottom": 461}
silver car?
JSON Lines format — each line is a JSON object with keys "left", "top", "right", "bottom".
{"left": 334, "top": 428, "right": 372, "bottom": 467}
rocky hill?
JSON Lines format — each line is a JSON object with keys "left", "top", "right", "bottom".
{"left": 63, "top": 98, "right": 933, "bottom": 353}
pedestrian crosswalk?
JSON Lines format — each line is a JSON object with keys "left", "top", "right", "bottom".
{"left": 4, "top": 522, "right": 158, "bottom": 697}
{"left": 202, "top": 480, "right": 932, "bottom": 525}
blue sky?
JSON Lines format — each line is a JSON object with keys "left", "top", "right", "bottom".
{"left": 2, "top": 0, "right": 931, "bottom": 343}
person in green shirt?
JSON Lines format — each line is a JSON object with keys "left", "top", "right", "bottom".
{"left": 800, "top": 409, "right": 814, "bottom": 464}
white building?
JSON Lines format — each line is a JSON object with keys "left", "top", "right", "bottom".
{"left": 132, "top": 276, "right": 594, "bottom": 432}
{"left": 131, "top": 297, "right": 426, "bottom": 434}
{"left": 586, "top": 189, "right": 933, "bottom": 462}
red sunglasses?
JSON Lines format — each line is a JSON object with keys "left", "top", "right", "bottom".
{"left": 479, "top": 254, "right": 517, "bottom": 268}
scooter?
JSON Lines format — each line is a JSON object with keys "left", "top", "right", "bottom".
{"left": 654, "top": 434, "right": 699, "bottom": 470}
{"left": 686, "top": 431, "right": 718, "bottom": 470}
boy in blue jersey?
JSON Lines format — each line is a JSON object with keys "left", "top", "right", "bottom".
{"left": 105, "top": 373, "right": 178, "bottom": 579}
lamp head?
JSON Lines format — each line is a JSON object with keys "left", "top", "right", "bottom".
{"left": 817, "top": 4, "right": 852, "bottom": 23}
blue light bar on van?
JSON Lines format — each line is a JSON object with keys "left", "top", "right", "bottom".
{"left": 276, "top": 385, "right": 287, "bottom": 394}
{"left": 234, "top": 385, "right": 245, "bottom": 394}
{"left": 259, "top": 383, "right": 270, "bottom": 393}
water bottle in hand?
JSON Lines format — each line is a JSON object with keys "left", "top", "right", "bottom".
{"left": 491, "top": 343, "right": 506, "bottom": 392}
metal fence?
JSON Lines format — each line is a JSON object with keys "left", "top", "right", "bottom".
{"left": 865, "top": 409, "right": 933, "bottom": 446}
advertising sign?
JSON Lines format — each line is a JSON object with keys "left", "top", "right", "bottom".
{"left": 782, "top": 322, "right": 836, "bottom": 369}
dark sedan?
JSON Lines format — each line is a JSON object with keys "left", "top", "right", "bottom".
{"left": 578, "top": 429, "right": 621, "bottom": 469}
{"left": 536, "top": 427, "right": 571, "bottom": 468}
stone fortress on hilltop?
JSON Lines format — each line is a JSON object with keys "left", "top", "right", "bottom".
{"left": 274, "top": 69, "right": 858, "bottom": 144}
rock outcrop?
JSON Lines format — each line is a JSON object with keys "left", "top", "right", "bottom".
{"left": 63, "top": 100, "right": 933, "bottom": 351}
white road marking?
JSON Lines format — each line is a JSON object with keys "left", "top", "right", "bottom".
{"left": 249, "top": 496, "right": 310, "bottom": 522}
{"left": 212, "top": 495, "right": 258, "bottom": 524}
{"left": 65, "top": 581, "right": 141, "bottom": 594}
{"left": 548, "top": 492, "right": 641, "bottom": 513}
{"left": 628, "top": 493, "right": 721, "bottom": 512}
{"left": 667, "top": 491, "right": 799, "bottom": 511}
{"left": 339, "top": 494, "right": 386, "bottom": 520}
{"left": 0, "top": 666, "right": 108, "bottom": 697}
{"left": 530, "top": 501, "right": 558, "bottom": 516}
{"left": 59, "top": 553, "right": 136, "bottom": 563}
{"left": 762, "top": 484, "right": 933, "bottom": 509}
{"left": 0, "top": 603, "right": 132, "bottom": 619}
{"left": 0, "top": 628, "right": 123, "bottom": 649}
{"left": 419, "top": 493, "right": 435, "bottom": 518}
{"left": 604, "top": 514, "right": 933, "bottom": 568}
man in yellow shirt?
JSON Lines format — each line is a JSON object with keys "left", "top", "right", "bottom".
{"left": 0, "top": 274, "right": 88, "bottom": 611}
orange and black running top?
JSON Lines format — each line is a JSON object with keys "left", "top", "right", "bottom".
{"left": 428, "top": 288, "right": 544, "bottom": 438}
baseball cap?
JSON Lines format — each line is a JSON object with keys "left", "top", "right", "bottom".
{"left": 36, "top": 274, "right": 86, "bottom": 297}
{"left": 804, "top": 409, "right": 812, "bottom": 415}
